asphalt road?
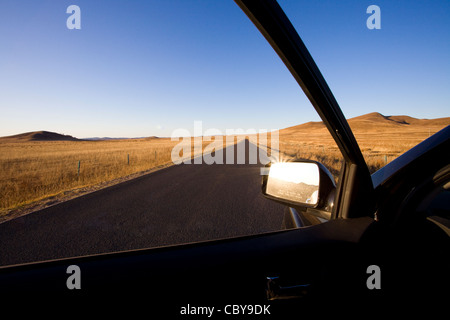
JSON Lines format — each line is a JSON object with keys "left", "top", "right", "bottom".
{"left": 0, "top": 140, "right": 285, "bottom": 266}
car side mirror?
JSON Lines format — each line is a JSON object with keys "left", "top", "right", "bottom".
{"left": 262, "top": 160, "right": 336, "bottom": 218}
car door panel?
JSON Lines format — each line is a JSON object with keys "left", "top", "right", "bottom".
{"left": 0, "top": 217, "right": 373, "bottom": 301}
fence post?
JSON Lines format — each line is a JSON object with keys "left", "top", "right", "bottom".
{"left": 77, "top": 160, "right": 81, "bottom": 177}
{"left": 127, "top": 154, "right": 130, "bottom": 165}
{"left": 384, "top": 155, "right": 387, "bottom": 164}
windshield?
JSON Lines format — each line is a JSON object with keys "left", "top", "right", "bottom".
{"left": 1, "top": 0, "right": 336, "bottom": 266}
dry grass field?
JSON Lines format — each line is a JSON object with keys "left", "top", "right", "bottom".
{"left": 0, "top": 137, "right": 175, "bottom": 212}
{"left": 0, "top": 112, "right": 448, "bottom": 217}
{"left": 0, "top": 135, "right": 230, "bottom": 215}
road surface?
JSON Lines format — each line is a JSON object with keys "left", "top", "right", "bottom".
{"left": 0, "top": 140, "right": 285, "bottom": 266}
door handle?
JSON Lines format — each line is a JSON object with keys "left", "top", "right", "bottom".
{"left": 266, "top": 276, "right": 311, "bottom": 300}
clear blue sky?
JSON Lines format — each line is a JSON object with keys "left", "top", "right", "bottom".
{"left": 1, "top": 0, "right": 449, "bottom": 138}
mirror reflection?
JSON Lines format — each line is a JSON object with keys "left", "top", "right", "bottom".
{"left": 266, "top": 162, "right": 319, "bottom": 205}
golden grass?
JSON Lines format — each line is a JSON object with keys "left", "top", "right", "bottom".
{"left": 0, "top": 137, "right": 229, "bottom": 213}
{"left": 275, "top": 124, "right": 445, "bottom": 177}
{"left": 0, "top": 139, "right": 171, "bottom": 210}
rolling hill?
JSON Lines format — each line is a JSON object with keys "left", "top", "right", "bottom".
{"left": 276, "top": 112, "right": 450, "bottom": 175}
{"left": 0, "top": 131, "right": 81, "bottom": 142}
{"left": 1, "top": 112, "right": 449, "bottom": 143}
{"left": 280, "top": 112, "right": 450, "bottom": 136}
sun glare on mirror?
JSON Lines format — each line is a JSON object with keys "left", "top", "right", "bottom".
{"left": 266, "top": 162, "right": 320, "bottom": 205}
{"left": 269, "top": 162, "right": 319, "bottom": 186}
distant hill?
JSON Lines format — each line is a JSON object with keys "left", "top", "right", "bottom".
{"left": 0, "top": 131, "right": 163, "bottom": 143}
{"left": 346, "top": 112, "right": 450, "bottom": 131}
{"left": 84, "top": 136, "right": 160, "bottom": 141}
{"left": 281, "top": 112, "right": 450, "bottom": 135}
{"left": 84, "top": 137, "right": 130, "bottom": 141}
{"left": 2, "top": 113, "right": 449, "bottom": 143}
{"left": 0, "top": 131, "right": 81, "bottom": 142}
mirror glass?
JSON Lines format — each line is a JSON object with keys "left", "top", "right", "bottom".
{"left": 266, "top": 162, "right": 319, "bottom": 205}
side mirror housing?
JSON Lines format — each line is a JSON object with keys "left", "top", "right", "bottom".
{"left": 262, "top": 160, "right": 336, "bottom": 219}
